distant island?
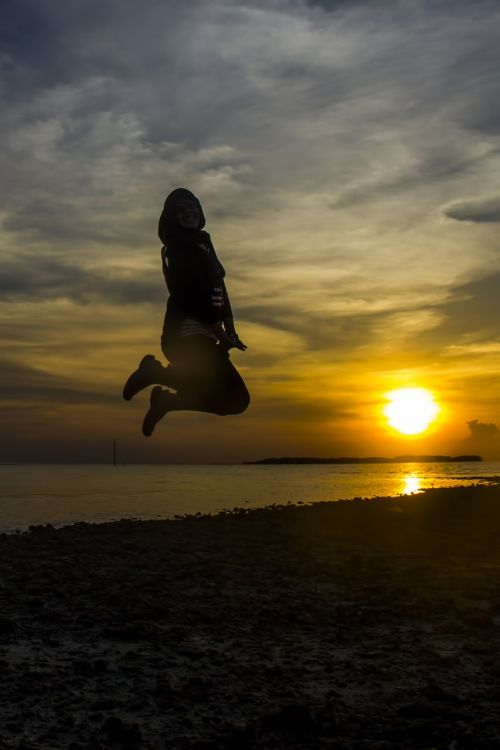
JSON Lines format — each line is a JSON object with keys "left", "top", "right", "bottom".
{"left": 246, "top": 455, "right": 482, "bottom": 465}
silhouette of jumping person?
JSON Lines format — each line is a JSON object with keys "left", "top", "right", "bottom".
{"left": 123, "top": 188, "right": 250, "bottom": 436}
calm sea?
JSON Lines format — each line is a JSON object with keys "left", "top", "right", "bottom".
{"left": 1, "top": 461, "right": 499, "bottom": 533}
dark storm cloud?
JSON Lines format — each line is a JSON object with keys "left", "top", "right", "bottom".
{"left": 444, "top": 197, "right": 500, "bottom": 223}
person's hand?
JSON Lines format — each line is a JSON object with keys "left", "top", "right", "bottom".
{"left": 226, "top": 333, "right": 247, "bottom": 351}
{"left": 222, "top": 318, "right": 247, "bottom": 350}
{"left": 218, "top": 329, "right": 247, "bottom": 351}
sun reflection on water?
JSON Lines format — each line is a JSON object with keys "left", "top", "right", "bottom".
{"left": 402, "top": 475, "right": 422, "bottom": 495}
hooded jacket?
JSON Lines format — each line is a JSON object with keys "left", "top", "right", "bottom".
{"left": 159, "top": 189, "right": 233, "bottom": 340}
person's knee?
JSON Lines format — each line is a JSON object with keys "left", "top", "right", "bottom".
{"left": 226, "top": 387, "right": 250, "bottom": 415}
{"left": 240, "top": 388, "right": 250, "bottom": 413}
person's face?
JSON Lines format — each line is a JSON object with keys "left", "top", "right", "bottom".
{"left": 176, "top": 201, "right": 200, "bottom": 229}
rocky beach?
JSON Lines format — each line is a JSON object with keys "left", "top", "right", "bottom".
{"left": 1, "top": 483, "right": 500, "bottom": 749}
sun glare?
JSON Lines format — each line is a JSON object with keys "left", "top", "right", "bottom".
{"left": 383, "top": 387, "right": 440, "bottom": 436}
{"left": 402, "top": 475, "right": 422, "bottom": 494}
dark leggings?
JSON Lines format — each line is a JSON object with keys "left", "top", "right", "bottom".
{"left": 160, "top": 334, "right": 250, "bottom": 416}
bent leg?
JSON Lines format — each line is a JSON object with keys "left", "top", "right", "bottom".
{"left": 141, "top": 339, "right": 250, "bottom": 435}
{"left": 123, "top": 354, "right": 178, "bottom": 401}
{"left": 216, "top": 357, "right": 250, "bottom": 415}
{"left": 165, "top": 336, "right": 250, "bottom": 416}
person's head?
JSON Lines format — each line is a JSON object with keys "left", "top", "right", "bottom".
{"left": 158, "top": 188, "right": 205, "bottom": 243}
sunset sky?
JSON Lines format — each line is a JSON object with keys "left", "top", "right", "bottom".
{"left": 1, "top": 0, "right": 500, "bottom": 463}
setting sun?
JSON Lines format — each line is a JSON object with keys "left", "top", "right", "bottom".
{"left": 383, "top": 387, "right": 440, "bottom": 436}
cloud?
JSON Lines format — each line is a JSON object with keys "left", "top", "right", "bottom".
{"left": 2, "top": 0, "right": 499, "bottom": 286}
{"left": 407, "top": 272, "right": 500, "bottom": 355}
{"left": 444, "top": 197, "right": 500, "bottom": 223}
{"left": 0, "top": 86, "right": 253, "bottom": 252}
{"left": 0, "top": 356, "right": 110, "bottom": 405}
{"left": 2, "top": 0, "right": 500, "bottom": 254}
{"left": 1, "top": 0, "right": 500, "bottom": 459}
{"left": 463, "top": 419, "right": 500, "bottom": 459}
{"left": 0, "top": 252, "right": 163, "bottom": 305}
{"left": 303, "top": 0, "right": 366, "bottom": 10}
{"left": 467, "top": 419, "right": 499, "bottom": 439}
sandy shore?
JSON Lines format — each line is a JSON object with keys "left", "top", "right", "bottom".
{"left": 1, "top": 483, "right": 500, "bottom": 749}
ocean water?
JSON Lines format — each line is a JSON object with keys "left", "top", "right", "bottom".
{"left": 1, "top": 461, "right": 499, "bottom": 533}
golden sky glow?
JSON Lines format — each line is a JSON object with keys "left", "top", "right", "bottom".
{"left": 1, "top": 1, "right": 500, "bottom": 462}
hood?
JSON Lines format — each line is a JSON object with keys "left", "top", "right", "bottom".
{"left": 158, "top": 188, "right": 206, "bottom": 244}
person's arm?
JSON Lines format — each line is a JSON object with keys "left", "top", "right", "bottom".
{"left": 219, "top": 280, "right": 247, "bottom": 350}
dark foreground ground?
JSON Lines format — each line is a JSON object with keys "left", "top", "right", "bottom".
{"left": 1, "top": 483, "right": 500, "bottom": 750}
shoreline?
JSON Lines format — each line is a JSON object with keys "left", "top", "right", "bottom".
{"left": 2, "top": 473, "right": 499, "bottom": 536}
{"left": 1, "top": 483, "right": 500, "bottom": 748}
